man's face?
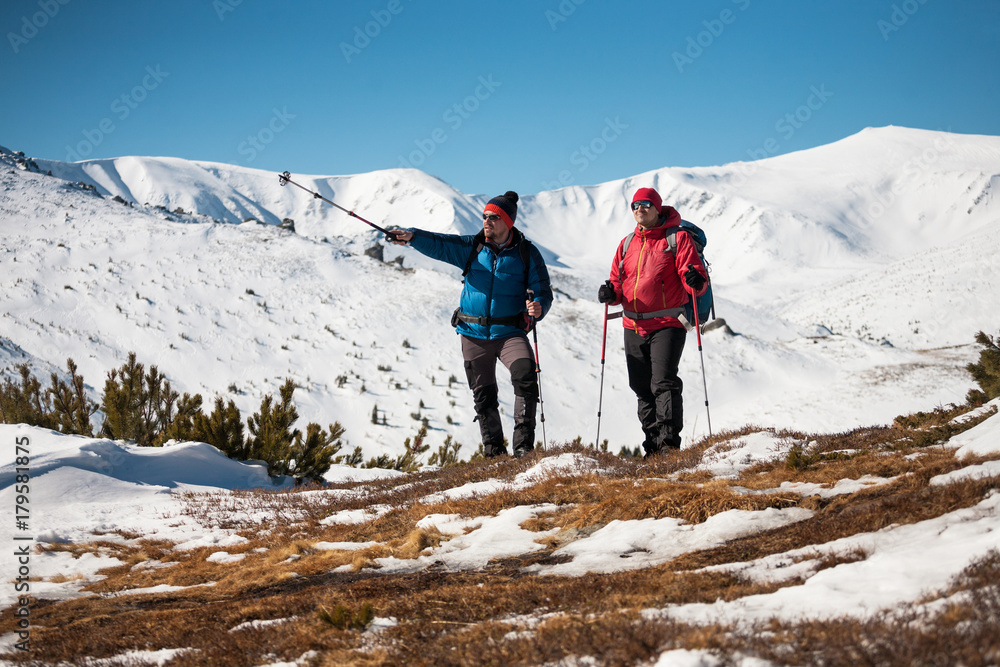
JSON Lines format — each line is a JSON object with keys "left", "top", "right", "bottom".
{"left": 632, "top": 200, "right": 659, "bottom": 228}
{"left": 483, "top": 211, "right": 508, "bottom": 242}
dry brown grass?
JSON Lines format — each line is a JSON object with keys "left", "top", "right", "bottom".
{"left": 2, "top": 409, "right": 998, "bottom": 665}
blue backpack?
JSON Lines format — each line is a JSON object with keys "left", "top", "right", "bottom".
{"left": 618, "top": 220, "right": 715, "bottom": 330}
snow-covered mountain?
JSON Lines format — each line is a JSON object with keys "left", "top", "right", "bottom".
{"left": 1, "top": 126, "right": 998, "bottom": 459}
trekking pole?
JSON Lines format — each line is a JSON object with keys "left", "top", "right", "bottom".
{"left": 526, "top": 289, "right": 546, "bottom": 449}
{"left": 596, "top": 306, "right": 622, "bottom": 448}
{"left": 688, "top": 264, "right": 713, "bottom": 438}
{"left": 278, "top": 171, "right": 397, "bottom": 242}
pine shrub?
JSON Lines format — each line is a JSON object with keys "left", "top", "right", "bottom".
{"left": 392, "top": 424, "right": 430, "bottom": 472}
{"left": 0, "top": 360, "right": 96, "bottom": 435}
{"left": 48, "top": 359, "right": 97, "bottom": 436}
{"left": 155, "top": 393, "right": 204, "bottom": 445}
{"left": 100, "top": 352, "right": 179, "bottom": 446}
{"left": 336, "top": 445, "right": 365, "bottom": 467}
{"left": 967, "top": 329, "right": 1000, "bottom": 404}
{"left": 289, "top": 421, "right": 346, "bottom": 483}
{"left": 245, "top": 379, "right": 300, "bottom": 474}
{"left": 245, "top": 379, "right": 346, "bottom": 483}
{"left": 193, "top": 397, "right": 246, "bottom": 459}
{"left": 0, "top": 365, "right": 56, "bottom": 429}
{"left": 427, "top": 435, "right": 462, "bottom": 467}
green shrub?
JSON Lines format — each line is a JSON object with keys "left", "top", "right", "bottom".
{"left": 0, "top": 364, "right": 55, "bottom": 429}
{"left": 363, "top": 424, "right": 430, "bottom": 471}
{"left": 427, "top": 434, "right": 462, "bottom": 467}
{"left": 290, "top": 421, "right": 346, "bottom": 483}
{"left": 245, "top": 379, "right": 300, "bottom": 474}
{"left": 49, "top": 359, "right": 97, "bottom": 436}
{"left": 336, "top": 445, "right": 365, "bottom": 467}
{"left": 0, "top": 360, "right": 96, "bottom": 436}
{"left": 967, "top": 329, "right": 1000, "bottom": 404}
{"left": 156, "top": 393, "right": 204, "bottom": 445}
{"left": 318, "top": 601, "right": 374, "bottom": 630}
{"left": 245, "top": 379, "right": 346, "bottom": 483}
{"left": 392, "top": 424, "right": 430, "bottom": 472}
{"left": 193, "top": 397, "right": 246, "bottom": 459}
{"left": 100, "top": 352, "right": 179, "bottom": 446}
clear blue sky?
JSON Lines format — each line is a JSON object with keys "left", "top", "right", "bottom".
{"left": 2, "top": 0, "right": 998, "bottom": 196}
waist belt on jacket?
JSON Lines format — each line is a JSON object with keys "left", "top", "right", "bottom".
{"left": 452, "top": 309, "right": 524, "bottom": 327}
{"left": 622, "top": 307, "right": 684, "bottom": 321}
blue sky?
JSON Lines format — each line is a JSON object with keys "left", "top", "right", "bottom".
{"left": 2, "top": 0, "right": 998, "bottom": 196}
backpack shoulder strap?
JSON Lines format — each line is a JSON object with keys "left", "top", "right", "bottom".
{"left": 462, "top": 230, "right": 487, "bottom": 278}
{"left": 618, "top": 232, "right": 635, "bottom": 283}
{"left": 666, "top": 229, "right": 678, "bottom": 255}
{"left": 519, "top": 236, "right": 533, "bottom": 287}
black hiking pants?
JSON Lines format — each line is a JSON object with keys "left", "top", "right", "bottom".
{"left": 461, "top": 334, "right": 538, "bottom": 457}
{"left": 624, "top": 326, "right": 686, "bottom": 454}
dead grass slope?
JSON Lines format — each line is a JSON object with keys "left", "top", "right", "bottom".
{"left": 2, "top": 404, "right": 998, "bottom": 666}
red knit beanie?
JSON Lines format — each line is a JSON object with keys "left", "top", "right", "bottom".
{"left": 632, "top": 187, "right": 662, "bottom": 213}
{"left": 484, "top": 191, "right": 519, "bottom": 229}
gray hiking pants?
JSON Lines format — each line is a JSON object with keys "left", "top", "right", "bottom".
{"left": 461, "top": 334, "right": 538, "bottom": 457}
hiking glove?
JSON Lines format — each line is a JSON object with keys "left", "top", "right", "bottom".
{"left": 597, "top": 280, "right": 617, "bottom": 304}
{"left": 684, "top": 266, "right": 706, "bottom": 291}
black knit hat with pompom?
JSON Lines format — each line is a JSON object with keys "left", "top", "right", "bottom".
{"left": 484, "top": 190, "right": 519, "bottom": 229}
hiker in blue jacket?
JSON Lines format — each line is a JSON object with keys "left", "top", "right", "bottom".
{"left": 389, "top": 191, "right": 553, "bottom": 458}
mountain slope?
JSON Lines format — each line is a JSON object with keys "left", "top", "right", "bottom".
{"left": 1, "top": 126, "right": 998, "bottom": 457}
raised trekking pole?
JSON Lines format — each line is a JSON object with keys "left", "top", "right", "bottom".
{"left": 527, "top": 289, "right": 546, "bottom": 449}
{"left": 688, "top": 264, "right": 713, "bottom": 438}
{"left": 278, "top": 171, "right": 397, "bottom": 241}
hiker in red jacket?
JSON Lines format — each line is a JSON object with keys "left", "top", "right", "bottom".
{"left": 597, "top": 187, "right": 708, "bottom": 456}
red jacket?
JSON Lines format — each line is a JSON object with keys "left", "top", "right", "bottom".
{"left": 609, "top": 206, "right": 708, "bottom": 335}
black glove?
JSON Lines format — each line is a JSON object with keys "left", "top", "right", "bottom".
{"left": 597, "top": 280, "right": 617, "bottom": 304}
{"left": 684, "top": 265, "right": 706, "bottom": 291}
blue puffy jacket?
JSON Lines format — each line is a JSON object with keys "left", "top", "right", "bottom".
{"left": 408, "top": 227, "right": 553, "bottom": 340}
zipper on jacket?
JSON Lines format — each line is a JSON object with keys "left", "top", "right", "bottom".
{"left": 632, "top": 231, "right": 647, "bottom": 305}
{"left": 485, "top": 251, "right": 498, "bottom": 340}
{"left": 631, "top": 231, "right": 648, "bottom": 333}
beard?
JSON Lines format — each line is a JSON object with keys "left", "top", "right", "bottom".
{"left": 484, "top": 224, "right": 507, "bottom": 242}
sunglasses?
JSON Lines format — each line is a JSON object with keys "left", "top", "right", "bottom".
{"left": 482, "top": 213, "right": 502, "bottom": 222}
{"left": 631, "top": 200, "right": 654, "bottom": 211}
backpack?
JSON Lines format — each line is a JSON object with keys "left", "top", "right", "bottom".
{"left": 618, "top": 220, "right": 715, "bottom": 330}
